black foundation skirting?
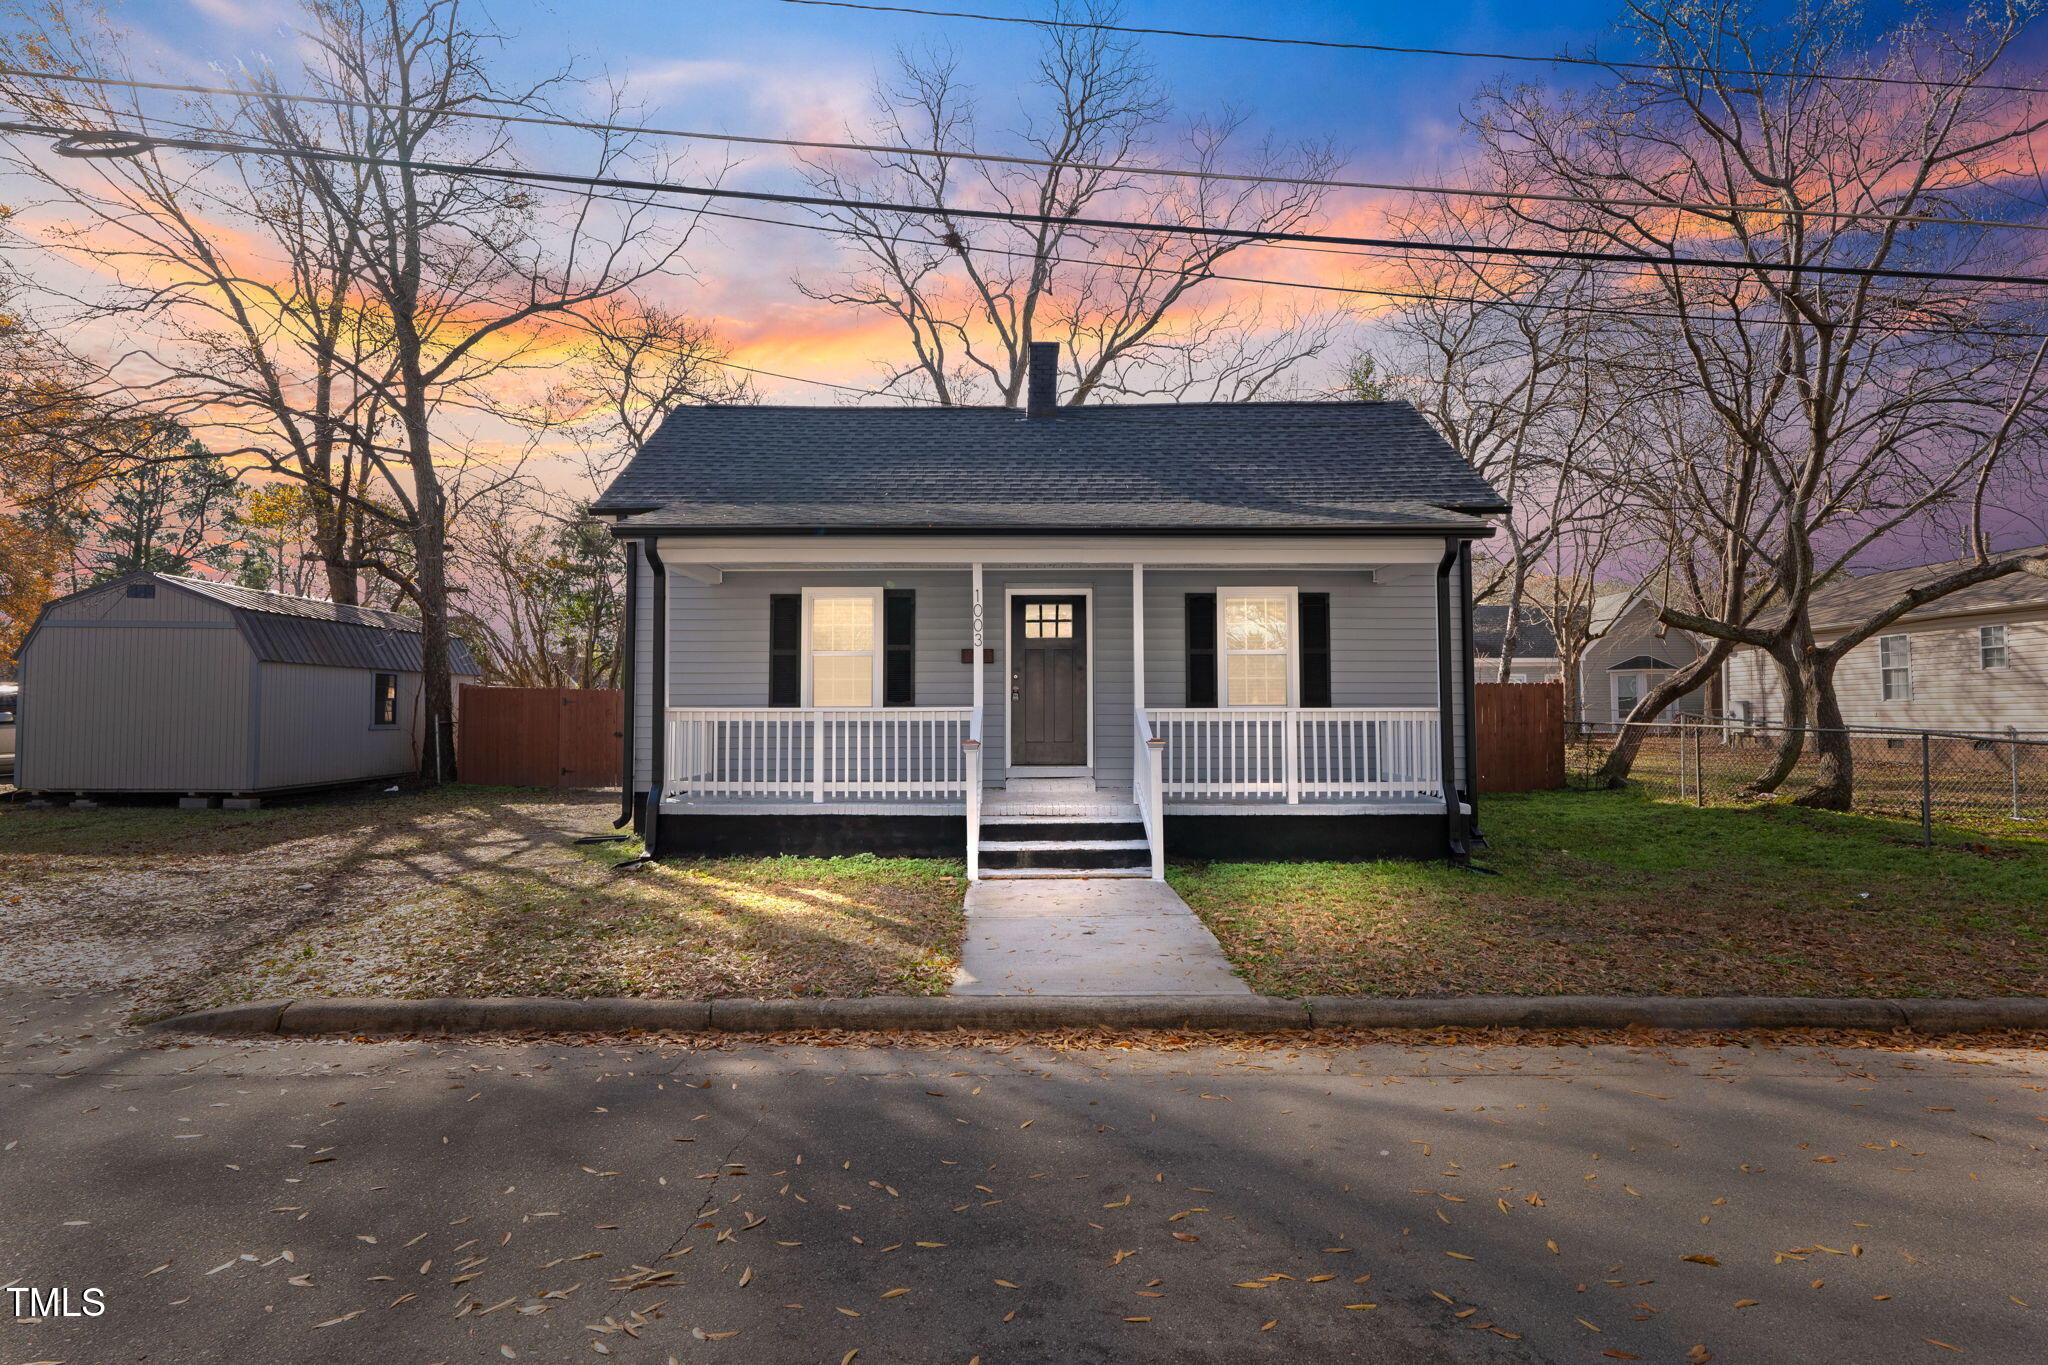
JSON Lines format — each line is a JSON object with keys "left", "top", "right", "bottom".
{"left": 1165, "top": 812, "right": 1448, "bottom": 862}
{"left": 657, "top": 813, "right": 968, "bottom": 859}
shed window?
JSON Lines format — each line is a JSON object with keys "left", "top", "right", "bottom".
{"left": 372, "top": 672, "right": 398, "bottom": 726}
{"left": 1878, "top": 634, "right": 1912, "bottom": 701}
{"left": 1220, "top": 590, "right": 1294, "bottom": 707}
{"left": 125, "top": 583, "right": 155, "bottom": 598}
{"left": 1980, "top": 624, "right": 2009, "bottom": 670}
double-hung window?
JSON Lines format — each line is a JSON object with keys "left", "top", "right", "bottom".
{"left": 803, "top": 588, "right": 882, "bottom": 708}
{"left": 1878, "top": 634, "right": 1912, "bottom": 701}
{"left": 1219, "top": 590, "right": 1294, "bottom": 707}
{"left": 1980, "top": 624, "right": 2009, "bottom": 670}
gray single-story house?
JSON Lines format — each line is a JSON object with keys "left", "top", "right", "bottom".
{"left": 596, "top": 344, "right": 1506, "bottom": 877}
{"left": 12, "top": 571, "right": 480, "bottom": 804}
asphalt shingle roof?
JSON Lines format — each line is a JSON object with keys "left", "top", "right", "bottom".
{"left": 594, "top": 401, "right": 1509, "bottom": 532}
{"left": 1805, "top": 545, "right": 2048, "bottom": 629}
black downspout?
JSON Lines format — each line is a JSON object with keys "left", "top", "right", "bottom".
{"left": 1458, "top": 540, "right": 1483, "bottom": 847}
{"left": 643, "top": 540, "right": 667, "bottom": 857}
{"left": 1434, "top": 539, "right": 1470, "bottom": 862}
{"left": 613, "top": 545, "right": 638, "bottom": 828}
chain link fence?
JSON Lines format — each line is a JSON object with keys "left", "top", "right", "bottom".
{"left": 1568, "top": 716, "right": 2048, "bottom": 841}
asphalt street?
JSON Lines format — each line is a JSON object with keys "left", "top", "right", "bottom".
{"left": 4, "top": 991, "right": 2045, "bottom": 1364}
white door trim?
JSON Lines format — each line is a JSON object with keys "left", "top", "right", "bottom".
{"left": 1002, "top": 585, "right": 1095, "bottom": 776}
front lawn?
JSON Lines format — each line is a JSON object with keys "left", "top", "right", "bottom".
{"left": 0, "top": 786, "right": 965, "bottom": 1020}
{"left": 1171, "top": 788, "right": 2048, "bottom": 999}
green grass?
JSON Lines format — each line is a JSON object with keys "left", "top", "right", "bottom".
{"left": 1171, "top": 787, "right": 2048, "bottom": 999}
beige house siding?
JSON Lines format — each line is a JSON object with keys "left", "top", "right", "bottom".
{"left": 257, "top": 662, "right": 423, "bottom": 788}
{"left": 1578, "top": 599, "right": 1708, "bottom": 724}
{"left": 1724, "top": 607, "right": 2048, "bottom": 733}
{"left": 17, "top": 619, "right": 252, "bottom": 791}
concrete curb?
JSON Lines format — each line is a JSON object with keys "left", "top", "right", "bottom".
{"left": 147, "top": 993, "right": 2048, "bottom": 1038}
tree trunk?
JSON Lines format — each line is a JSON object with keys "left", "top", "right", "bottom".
{"left": 1740, "top": 641, "right": 1808, "bottom": 797}
{"left": 1591, "top": 637, "right": 1734, "bottom": 786}
{"left": 1789, "top": 646, "right": 1853, "bottom": 809}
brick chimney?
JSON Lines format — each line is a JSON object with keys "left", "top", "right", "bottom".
{"left": 1025, "top": 341, "right": 1060, "bottom": 417}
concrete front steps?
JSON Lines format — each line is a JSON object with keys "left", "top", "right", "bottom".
{"left": 978, "top": 778, "right": 1155, "bottom": 879}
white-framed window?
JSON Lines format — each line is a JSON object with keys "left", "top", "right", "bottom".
{"left": 1218, "top": 588, "right": 1295, "bottom": 707}
{"left": 802, "top": 587, "right": 883, "bottom": 708}
{"left": 1980, "top": 623, "right": 2009, "bottom": 670}
{"left": 1878, "top": 633, "right": 1912, "bottom": 701}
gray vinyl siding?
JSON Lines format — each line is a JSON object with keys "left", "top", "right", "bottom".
{"left": 1578, "top": 599, "right": 1707, "bottom": 724}
{"left": 1723, "top": 609, "right": 2048, "bottom": 732}
{"left": 652, "top": 562, "right": 1464, "bottom": 793}
{"left": 632, "top": 553, "right": 656, "bottom": 790}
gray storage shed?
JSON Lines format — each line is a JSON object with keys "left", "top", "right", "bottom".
{"left": 13, "top": 571, "right": 481, "bottom": 800}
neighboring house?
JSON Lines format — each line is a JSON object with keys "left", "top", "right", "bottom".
{"left": 596, "top": 343, "right": 1509, "bottom": 877}
{"left": 1577, "top": 591, "right": 1710, "bottom": 725}
{"left": 12, "top": 571, "right": 480, "bottom": 804}
{"left": 1473, "top": 604, "right": 1562, "bottom": 684}
{"left": 1722, "top": 546, "right": 2048, "bottom": 733}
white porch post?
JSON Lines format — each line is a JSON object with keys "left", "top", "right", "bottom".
{"left": 966, "top": 562, "right": 985, "bottom": 880}
{"left": 1130, "top": 563, "right": 1145, "bottom": 719}
{"left": 971, "top": 564, "right": 985, "bottom": 721}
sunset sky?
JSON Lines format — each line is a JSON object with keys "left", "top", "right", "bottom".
{"left": 84, "top": 0, "right": 1663, "bottom": 402}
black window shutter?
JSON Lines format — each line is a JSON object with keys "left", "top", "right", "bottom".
{"left": 883, "top": 589, "right": 916, "bottom": 707}
{"left": 768, "top": 594, "right": 801, "bottom": 706}
{"left": 1299, "top": 593, "right": 1332, "bottom": 708}
{"left": 1185, "top": 593, "right": 1218, "bottom": 707}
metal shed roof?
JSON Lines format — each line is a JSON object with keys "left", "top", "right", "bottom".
{"left": 50, "top": 573, "right": 483, "bottom": 675}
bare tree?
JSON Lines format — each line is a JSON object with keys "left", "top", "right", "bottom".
{"left": 794, "top": 0, "right": 1341, "bottom": 405}
{"left": 0, "top": 0, "right": 706, "bottom": 776}
{"left": 1475, "top": 0, "right": 2048, "bottom": 806}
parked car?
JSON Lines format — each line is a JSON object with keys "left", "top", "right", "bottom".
{"left": 0, "top": 682, "right": 17, "bottom": 778}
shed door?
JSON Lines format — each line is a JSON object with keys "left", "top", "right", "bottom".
{"left": 1010, "top": 596, "right": 1088, "bottom": 767}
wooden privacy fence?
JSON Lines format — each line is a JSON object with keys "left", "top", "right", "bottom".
{"left": 1474, "top": 681, "right": 1566, "bottom": 793}
{"left": 457, "top": 686, "right": 622, "bottom": 788}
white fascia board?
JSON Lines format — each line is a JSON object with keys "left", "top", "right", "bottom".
{"left": 648, "top": 534, "right": 1448, "bottom": 569}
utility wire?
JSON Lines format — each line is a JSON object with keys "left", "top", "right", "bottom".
{"left": 2, "top": 60, "right": 2043, "bottom": 234}
{"left": 22, "top": 105, "right": 2045, "bottom": 346}
{"left": 12, "top": 118, "right": 2048, "bottom": 289}
{"left": 772, "top": 0, "right": 2048, "bottom": 95}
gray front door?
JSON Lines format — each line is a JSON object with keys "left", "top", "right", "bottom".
{"left": 1011, "top": 596, "right": 1087, "bottom": 766}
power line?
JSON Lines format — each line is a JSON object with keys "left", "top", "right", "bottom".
{"left": 773, "top": 0, "right": 2048, "bottom": 96}
{"left": 12, "top": 118, "right": 2048, "bottom": 290}
{"left": 3, "top": 60, "right": 2043, "bottom": 234}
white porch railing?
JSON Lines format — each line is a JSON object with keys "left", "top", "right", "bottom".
{"left": 1146, "top": 707, "right": 1442, "bottom": 801}
{"left": 665, "top": 708, "right": 974, "bottom": 802}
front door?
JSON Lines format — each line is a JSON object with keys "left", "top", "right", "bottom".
{"left": 1010, "top": 595, "right": 1088, "bottom": 767}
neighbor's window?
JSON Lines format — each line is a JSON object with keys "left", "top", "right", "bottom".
{"left": 372, "top": 672, "right": 398, "bottom": 726}
{"left": 806, "top": 589, "right": 880, "bottom": 707}
{"left": 1878, "top": 634, "right": 1912, "bottom": 701}
{"left": 1220, "top": 591, "right": 1292, "bottom": 707}
{"left": 1980, "top": 624, "right": 2009, "bottom": 670}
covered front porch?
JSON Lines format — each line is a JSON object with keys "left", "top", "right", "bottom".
{"left": 638, "top": 533, "right": 1476, "bottom": 876}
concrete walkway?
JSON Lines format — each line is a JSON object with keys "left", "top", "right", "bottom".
{"left": 952, "top": 877, "right": 1252, "bottom": 996}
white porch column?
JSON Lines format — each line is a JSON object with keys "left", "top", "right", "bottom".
{"left": 970, "top": 562, "right": 985, "bottom": 733}
{"left": 1130, "top": 563, "right": 1145, "bottom": 718}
